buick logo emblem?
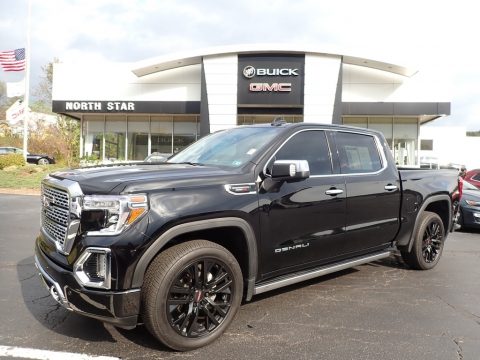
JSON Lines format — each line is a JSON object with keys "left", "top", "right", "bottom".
{"left": 243, "top": 66, "right": 255, "bottom": 79}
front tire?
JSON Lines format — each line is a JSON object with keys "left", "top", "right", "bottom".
{"left": 37, "top": 158, "right": 50, "bottom": 165}
{"left": 142, "top": 240, "right": 243, "bottom": 351}
{"left": 401, "top": 211, "right": 445, "bottom": 270}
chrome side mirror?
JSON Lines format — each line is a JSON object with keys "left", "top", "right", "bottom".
{"left": 271, "top": 160, "right": 310, "bottom": 182}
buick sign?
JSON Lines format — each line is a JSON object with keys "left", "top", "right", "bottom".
{"left": 243, "top": 66, "right": 256, "bottom": 78}
{"left": 238, "top": 54, "right": 305, "bottom": 106}
{"left": 243, "top": 66, "right": 299, "bottom": 79}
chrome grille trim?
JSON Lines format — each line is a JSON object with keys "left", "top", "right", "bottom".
{"left": 44, "top": 205, "right": 69, "bottom": 226}
{"left": 41, "top": 177, "right": 83, "bottom": 255}
{"left": 42, "top": 185, "right": 69, "bottom": 209}
{"left": 42, "top": 213, "right": 67, "bottom": 246}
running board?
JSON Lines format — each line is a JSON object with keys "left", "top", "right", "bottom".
{"left": 253, "top": 251, "right": 392, "bottom": 295}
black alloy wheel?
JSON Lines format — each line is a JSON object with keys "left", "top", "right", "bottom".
{"left": 421, "top": 217, "right": 443, "bottom": 263}
{"left": 167, "top": 258, "right": 234, "bottom": 338}
{"left": 401, "top": 211, "right": 445, "bottom": 270}
{"left": 142, "top": 240, "right": 243, "bottom": 351}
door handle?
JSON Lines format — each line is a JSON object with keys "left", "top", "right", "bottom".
{"left": 384, "top": 184, "right": 398, "bottom": 191}
{"left": 325, "top": 188, "right": 344, "bottom": 196}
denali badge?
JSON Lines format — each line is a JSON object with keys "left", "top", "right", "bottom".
{"left": 275, "top": 243, "right": 310, "bottom": 253}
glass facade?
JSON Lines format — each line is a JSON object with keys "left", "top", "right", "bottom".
{"left": 81, "top": 114, "right": 199, "bottom": 162}
{"left": 105, "top": 115, "right": 126, "bottom": 161}
{"left": 343, "top": 116, "right": 419, "bottom": 166}
{"left": 237, "top": 114, "right": 303, "bottom": 125}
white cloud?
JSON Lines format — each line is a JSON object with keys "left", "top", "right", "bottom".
{"left": 1, "top": 0, "right": 480, "bottom": 129}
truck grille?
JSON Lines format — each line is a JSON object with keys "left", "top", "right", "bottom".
{"left": 41, "top": 179, "right": 82, "bottom": 255}
{"left": 42, "top": 185, "right": 70, "bottom": 209}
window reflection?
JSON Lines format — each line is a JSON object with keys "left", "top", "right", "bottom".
{"left": 82, "top": 114, "right": 199, "bottom": 162}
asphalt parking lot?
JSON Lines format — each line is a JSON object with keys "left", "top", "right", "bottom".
{"left": 1, "top": 194, "right": 479, "bottom": 360}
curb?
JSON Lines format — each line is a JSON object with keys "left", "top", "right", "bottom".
{"left": 0, "top": 188, "right": 40, "bottom": 196}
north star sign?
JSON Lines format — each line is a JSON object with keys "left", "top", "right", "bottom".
{"left": 65, "top": 101, "right": 135, "bottom": 111}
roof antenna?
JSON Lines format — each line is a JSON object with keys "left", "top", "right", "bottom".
{"left": 271, "top": 116, "right": 286, "bottom": 126}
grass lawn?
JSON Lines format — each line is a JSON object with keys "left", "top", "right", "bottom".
{"left": 0, "top": 164, "right": 68, "bottom": 190}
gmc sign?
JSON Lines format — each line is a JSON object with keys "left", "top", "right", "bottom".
{"left": 237, "top": 54, "right": 305, "bottom": 107}
{"left": 249, "top": 83, "right": 292, "bottom": 92}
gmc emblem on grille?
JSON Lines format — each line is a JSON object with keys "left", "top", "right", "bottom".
{"left": 42, "top": 195, "right": 52, "bottom": 209}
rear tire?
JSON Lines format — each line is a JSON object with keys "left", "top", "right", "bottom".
{"left": 37, "top": 158, "right": 50, "bottom": 165}
{"left": 142, "top": 240, "right": 243, "bottom": 351}
{"left": 401, "top": 211, "right": 445, "bottom": 270}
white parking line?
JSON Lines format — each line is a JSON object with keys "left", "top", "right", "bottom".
{"left": 0, "top": 345, "right": 120, "bottom": 360}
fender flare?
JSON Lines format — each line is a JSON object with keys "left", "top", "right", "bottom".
{"left": 131, "top": 217, "right": 258, "bottom": 301}
{"left": 407, "top": 194, "right": 452, "bottom": 252}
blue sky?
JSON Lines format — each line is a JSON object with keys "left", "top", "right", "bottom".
{"left": 1, "top": 0, "right": 479, "bottom": 130}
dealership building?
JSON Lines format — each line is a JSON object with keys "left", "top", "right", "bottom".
{"left": 51, "top": 45, "right": 450, "bottom": 166}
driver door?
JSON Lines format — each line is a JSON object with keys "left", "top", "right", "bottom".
{"left": 258, "top": 129, "right": 347, "bottom": 279}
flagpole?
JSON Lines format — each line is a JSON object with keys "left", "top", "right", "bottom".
{"left": 22, "top": 0, "right": 32, "bottom": 160}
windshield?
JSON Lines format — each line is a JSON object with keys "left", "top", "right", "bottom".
{"left": 464, "top": 180, "right": 479, "bottom": 190}
{"left": 168, "top": 126, "right": 282, "bottom": 168}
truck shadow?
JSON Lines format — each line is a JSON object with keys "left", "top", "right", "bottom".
{"left": 17, "top": 255, "right": 118, "bottom": 343}
{"left": 17, "top": 253, "right": 409, "bottom": 352}
{"left": 18, "top": 255, "right": 172, "bottom": 352}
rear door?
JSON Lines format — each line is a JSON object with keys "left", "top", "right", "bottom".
{"left": 331, "top": 130, "right": 401, "bottom": 254}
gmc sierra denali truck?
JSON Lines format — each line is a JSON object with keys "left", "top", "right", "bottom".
{"left": 34, "top": 122, "right": 460, "bottom": 351}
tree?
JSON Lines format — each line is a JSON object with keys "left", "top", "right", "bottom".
{"left": 30, "top": 58, "right": 80, "bottom": 166}
{"left": 32, "top": 58, "right": 57, "bottom": 113}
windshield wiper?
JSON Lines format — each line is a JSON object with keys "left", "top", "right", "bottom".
{"left": 171, "top": 161, "right": 204, "bottom": 166}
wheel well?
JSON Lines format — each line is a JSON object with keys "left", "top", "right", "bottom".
{"left": 425, "top": 200, "right": 450, "bottom": 232}
{"left": 161, "top": 226, "right": 250, "bottom": 286}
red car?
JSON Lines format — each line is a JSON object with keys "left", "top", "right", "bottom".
{"left": 465, "top": 169, "right": 480, "bottom": 188}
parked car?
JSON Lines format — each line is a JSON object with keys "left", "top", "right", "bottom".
{"left": 0, "top": 146, "right": 55, "bottom": 165}
{"left": 143, "top": 152, "right": 170, "bottom": 163}
{"left": 464, "top": 169, "right": 480, "bottom": 188}
{"left": 420, "top": 156, "right": 440, "bottom": 169}
{"left": 456, "top": 180, "right": 480, "bottom": 229}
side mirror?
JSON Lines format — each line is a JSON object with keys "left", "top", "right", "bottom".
{"left": 271, "top": 160, "right": 310, "bottom": 182}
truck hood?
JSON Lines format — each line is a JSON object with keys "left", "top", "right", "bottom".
{"left": 50, "top": 163, "right": 239, "bottom": 194}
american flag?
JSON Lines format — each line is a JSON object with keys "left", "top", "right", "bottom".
{"left": 0, "top": 48, "right": 26, "bottom": 72}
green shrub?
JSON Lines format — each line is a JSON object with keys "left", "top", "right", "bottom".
{"left": 0, "top": 154, "right": 26, "bottom": 170}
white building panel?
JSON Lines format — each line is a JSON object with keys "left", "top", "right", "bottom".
{"left": 53, "top": 63, "right": 201, "bottom": 101}
{"left": 203, "top": 55, "right": 238, "bottom": 129}
{"left": 303, "top": 54, "right": 341, "bottom": 123}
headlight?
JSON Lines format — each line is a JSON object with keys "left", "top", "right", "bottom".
{"left": 82, "top": 194, "right": 148, "bottom": 235}
{"left": 465, "top": 199, "right": 480, "bottom": 207}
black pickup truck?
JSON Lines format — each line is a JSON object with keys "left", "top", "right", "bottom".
{"left": 34, "top": 122, "right": 460, "bottom": 351}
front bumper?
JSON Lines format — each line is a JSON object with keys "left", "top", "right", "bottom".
{"left": 462, "top": 207, "right": 480, "bottom": 228}
{"left": 34, "top": 242, "right": 141, "bottom": 329}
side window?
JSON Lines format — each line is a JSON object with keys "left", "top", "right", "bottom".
{"left": 472, "top": 173, "right": 480, "bottom": 181}
{"left": 271, "top": 130, "right": 332, "bottom": 175}
{"left": 335, "top": 132, "right": 383, "bottom": 173}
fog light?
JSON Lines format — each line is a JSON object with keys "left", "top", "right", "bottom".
{"left": 73, "top": 248, "right": 111, "bottom": 289}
